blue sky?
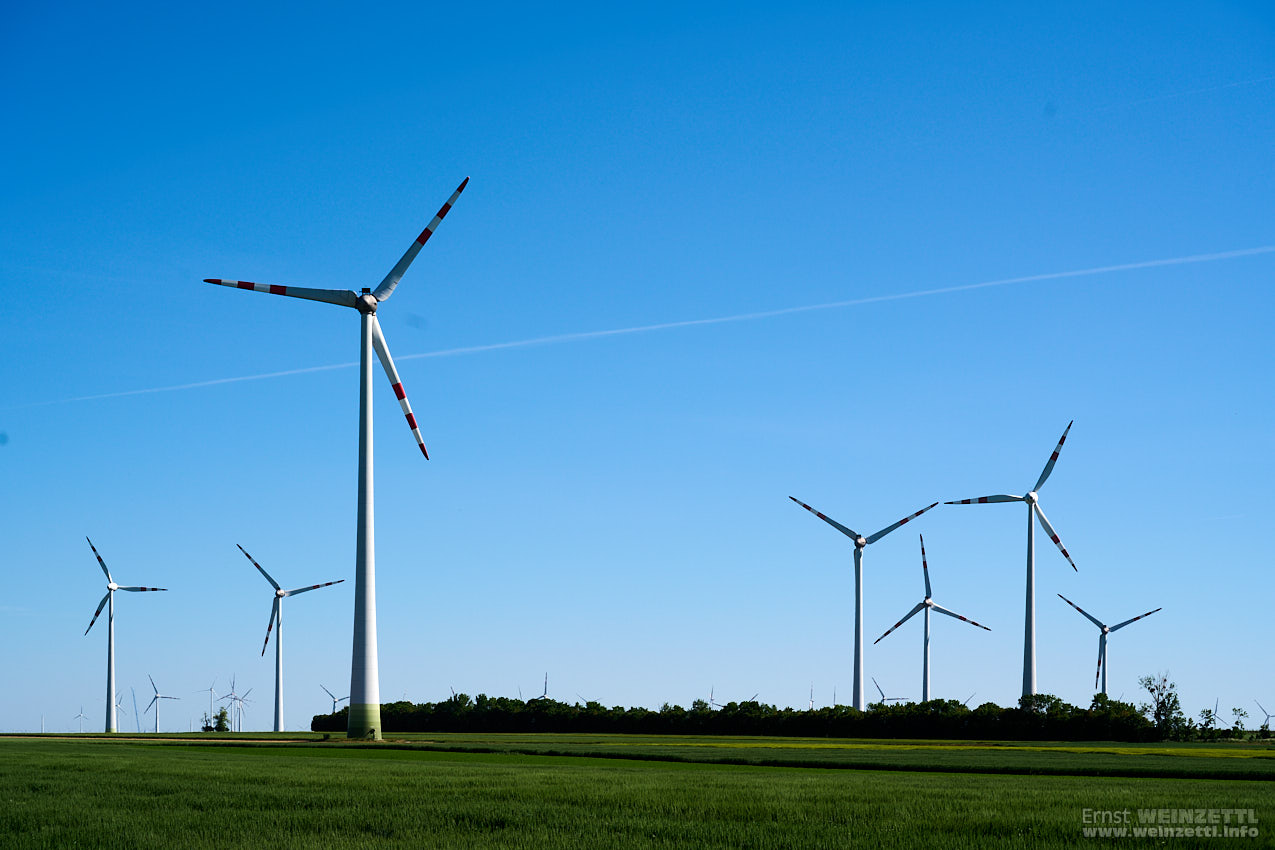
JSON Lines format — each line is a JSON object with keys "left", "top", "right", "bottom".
{"left": 2, "top": 1, "right": 1273, "bottom": 731}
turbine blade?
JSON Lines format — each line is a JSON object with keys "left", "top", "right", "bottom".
{"left": 84, "top": 592, "right": 110, "bottom": 635}
{"left": 116, "top": 586, "right": 167, "bottom": 592}
{"left": 372, "top": 177, "right": 470, "bottom": 302}
{"left": 1057, "top": 593, "right": 1104, "bottom": 630}
{"left": 149, "top": 674, "right": 158, "bottom": 695}
{"left": 261, "top": 598, "right": 280, "bottom": 656}
{"left": 202, "top": 279, "right": 358, "bottom": 309}
{"left": 1109, "top": 607, "right": 1162, "bottom": 632}
{"left": 321, "top": 685, "right": 336, "bottom": 700}
{"left": 1033, "top": 420, "right": 1074, "bottom": 493}
{"left": 370, "top": 317, "right": 429, "bottom": 458}
{"left": 866, "top": 502, "right": 939, "bottom": 545}
{"left": 919, "top": 534, "right": 932, "bottom": 598}
{"left": 944, "top": 494, "right": 1023, "bottom": 505}
{"left": 930, "top": 602, "right": 991, "bottom": 631}
{"left": 145, "top": 696, "right": 157, "bottom": 713}
{"left": 86, "top": 537, "right": 112, "bottom": 583}
{"left": 282, "top": 579, "right": 345, "bottom": 597}
{"left": 871, "top": 677, "right": 887, "bottom": 701}
{"left": 789, "top": 497, "right": 859, "bottom": 540}
{"left": 873, "top": 602, "right": 926, "bottom": 644}
{"left": 237, "top": 544, "right": 280, "bottom": 590}
{"left": 1095, "top": 638, "right": 1103, "bottom": 690}
{"left": 1032, "top": 503, "right": 1077, "bottom": 570}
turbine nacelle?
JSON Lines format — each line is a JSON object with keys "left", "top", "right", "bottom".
{"left": 357, "top": 290, "right": 379, "bottom": 314}
{"left": 854, "top": 536, "right": 867, "bottom": 549}
{"left": 107, "top": 582, "right": 118, "bottom": 591}
{"left": 1025, "top": 491, "right": 1038, "bottom": 505}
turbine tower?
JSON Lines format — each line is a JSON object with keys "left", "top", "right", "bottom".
{"left": 945, "top": 422, "right": 1078, "bottom": 697}
{"left": 144, "top": 675, "right": 179, "bottom": 733}
{"left": 873, "top": 535, "right": 991, "bottom": 701}
{"left": 82, "top": 537, "right": 167, "bottom": 733}
{"left": 237, "top": 544, "right": 344, "bottom": 732}
{"left": 789, "top": 496, "right": 938, "bottom": 710}
{"left": 205, "top": 177, "right": 469, "bottom": 738}
{"left": 1057, "top": 594, "right": 1161, "bottom": 696}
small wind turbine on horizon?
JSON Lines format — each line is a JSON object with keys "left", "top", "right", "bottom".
{"left": 321, "top": 685, "right": 350, "bottom": 715}
{"left": 945, "top": 422, "right": 1078, "bottom": 698}
{"left": 82, "top": 537, "right": 167, "bottom": 733}
{"left": 237, "top": 544, "right": 344, "bottom": 732}
{"left": 528, "top": 673, "right": 549, "bottom": 702}
{"left": 205, "top": 177, "right": 469, "bottom": 739}
{"left": 144, "top": 675, "right": 179, "bottom": 734}
{"left": 196, "top": 680, "right": 217, "bottom": 726}
{"left": 789, "top": 496, "right": 938, "bottom": 710}
{"left": 873, "top": 535, "right": 991, "bottom": 702}
{"left": 73, "top": 707, "right": 87, "bottom": 733}
{"left": 871, "top": 677, "right": 905, "bottom": 704}
{"left": 1057, "top": 594, "right": 1161, "bottom": 696}
{"left": 1254, "top": 700, "right": 1273, "bottom": 729}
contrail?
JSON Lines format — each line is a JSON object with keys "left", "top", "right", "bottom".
{"left": 13, "top": 244, "right": 1274, "bottom": 409}
{"left": 1088, "top": 73, "right": 1275, "bottom": 114}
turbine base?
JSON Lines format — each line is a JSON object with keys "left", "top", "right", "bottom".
{"left": 347, "top": 703, "right": 382, "bottom": 740}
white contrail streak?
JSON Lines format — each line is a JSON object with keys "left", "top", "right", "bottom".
{"left": 15, "top": 244, "right": 1275, "bottom": 409}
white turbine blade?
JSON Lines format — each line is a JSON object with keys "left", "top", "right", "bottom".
{"left": 871, "top": 677, "right": 887, "bottom": 701}
{"left": 1095, "top": 638, "right": 1103, "bottom": 690}
{"left": 873, "top": 602, "right": 926, "bottom": 644}
{"left": 788, "top": 497, "right": 860, "bottom": 540}
{"left": 1032, "top": 503, "right": 1077, "bottom": 570}
{"left": 1057, "top": 593, "right": 1104, "bottom": 630}
{"left": 86, "top": 537, "right": 112, "bottom": 583}
{"left": 84, "top": 592, "right": 110, "bottom": 635}
{"left": 282, "top": 579, "right": 345, "bottom": 597}
{"left": 202, "top": 279, "right": 358, "bottom": 309}
{"left": 866, "top": 502, "right": 939, "bottom": 545}
{"left": 149, "top": 674, "right": 159, "bottom": 695}
{"left": 1033, "top": 420, "right": 1074, "bottom": 493}
{"left": 944, "top": 494, "right": 1023, "bottom": 505}
{"left": 372, "top": 177, "right": 470, "bottom": 302}
{"left": 237, "top": 544, "right": 280, "bottom": 591}
{"left": 161, "top": 695, "right": 180, "bottom": 701}
{"left": 930, "top": 602, "right": 992, "bottom": 631}
{"left": 919, "top": 534, "right": 932, "bottom": 598}
{"left": 145, "top": 696, "right": 157, "bottom": 713}
{"left": 1109, "top": 607, "right": 1162, "bottom": 632}
{"left": 321, "top": 684, "right": 337, "bottom": 700}
{"left": 261, "top": 598, "right": 280, "bottom": 657}
{"left": 117, "top": 586, "right": 167, "bottom": 592}
{"left": 369, "top": 317, "right": 429, "bottom": 458}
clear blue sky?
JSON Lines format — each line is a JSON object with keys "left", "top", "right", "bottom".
{"left": 2, "top": 1, "right": 1272, "bottom": 731}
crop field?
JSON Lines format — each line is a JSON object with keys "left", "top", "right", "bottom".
{"left": 2, "top": 734, "right": 1269, "bottom": 848}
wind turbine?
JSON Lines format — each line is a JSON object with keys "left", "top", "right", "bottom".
{"left": 808, "top": 684, "right": 815, "bottom": 711}
{"left": 196, "top": 680, "right": 218, "bottom": 727}
{"left": 73, "top": 707, "right": 87, "bottom": 733}
{"left": 871, "top": 677, "right": 905, "bottom": 704}
{"left": 131, "top": 688, "right": 140, "bottom": 733}
{"left": 114, "top": 692, "right": 128, "bottom": 723}
{"left": 945, "top": 422, "right": 1078, "bottom": 697}
{"left": 144, "top": 675, "right": 179, "bottom": 734}
{"left": 237, "top": 544, "right": 344, "bottom": 732}
{"left": 321, "top": 685, "right": 350, "bottom": 715}
{"left": 205, "top": 178, "right": 469, "bottom": 739}
{"left": 1057, "top": 594, "right": 1161, "bottom": 696}
{"left": 528, "top": 673, "right": 549, "bottom": 702}
{"left": 82, "top": 537, "right": 167, "bottom": 733}
{"left": 873, "top": 535, "right": 991, "bottom": 702}
{"left": 789, "top": 496, "right": 938, "bottom": 709}
{"left": 1254, "top": 700, "right": 1273, "bottom": 729}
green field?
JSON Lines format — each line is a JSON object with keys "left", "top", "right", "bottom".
{"left": 2, "top": 734, "right": 1268, "bottom": 848}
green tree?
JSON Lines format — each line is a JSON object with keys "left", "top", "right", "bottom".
{"left": 1138, "top": 672, "right": 1186, "bottom": 740}
{"left": 213, "top": 707, "right": 230, "bottom": 732}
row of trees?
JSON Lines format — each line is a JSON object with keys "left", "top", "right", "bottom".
{"left": 312, "top": 691, "right": 1159, "bottom": 741}
{"left": 313, "top": 674, "right": 1270, "bottom": 742}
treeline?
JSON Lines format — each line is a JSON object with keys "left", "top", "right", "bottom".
{"left": 312, "top": 692, "right": 1157, "bottom": 741}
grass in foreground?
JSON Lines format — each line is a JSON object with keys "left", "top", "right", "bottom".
{"left": 0, "top": 737, "right": 1268, "bottom": 849}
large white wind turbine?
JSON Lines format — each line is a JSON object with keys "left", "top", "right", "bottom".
{"left": 874, "top": 535, "right": 991, "bottom": 701}
{"left": 1057, "top": 594, "right": 1161, "bottom": 696}
{"left": 945, "top": 422, "right": 1078, "bottom": 697}
{"left": 789, "top": 497, "right": 938, "bottom": 710}
{"left": 205, "top": 178, "right": 468, "bottom": 739}
{"left": 237, "top": 544, "right": 344, "bottom": 733}
{"left": 144, "top": 675, "right": 179, "bottom": 734}
{"left": 82, "top": 537, "right": 167, "bottom": 733}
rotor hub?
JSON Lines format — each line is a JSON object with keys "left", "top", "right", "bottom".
{"left": 357, "top": 292, "right": 378, "bottom": 314}
{"left": 107, "top": 582, "right": 118, "bottom": 591}
{"left": 1025, "top": 491, "right": 1038, "bottom": 505}
{"left": 855, "top": 537, "right": 867, "bottom": 549}
{"left": 276, "top": 589, "right": 285, "bottom": 598}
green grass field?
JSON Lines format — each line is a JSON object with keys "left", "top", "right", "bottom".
{"left": 2, "top": 734, "right": 1268, "bottom": 848}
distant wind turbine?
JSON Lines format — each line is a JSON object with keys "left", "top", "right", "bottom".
{"left": 871, "top": 677, "right": 905, "bottom": 704}
{"left": 873, "top": 535, "right": 991, "bottom": 701}
{"left": 946, "top": 422, "right": 1078, "bottom": 697}
{"left": 196, "top": 680, "right": 218, "bottom": 726}
{"left": 73, "top": 707, "right": 87, "bottom": 733}
{"left": 205, "top": 177, "right": 469, "bottom": 739}
{"left": 237, "top": 544, "right": 344, "bottom": 732}
{"left": 82, "top": 537, "right": 167, "bottom": 733}
{"left": 1254, "top": 700, "right": 1273, "bottom": 728}
{"left": 1057, "top": 594, "right": 1161, "bottom": 696}
{"left": 144, "top": 675, "right": 179, "bottom": 734}
{"left": 321, "top": 685, "right": 350, "bottom": 715}
{"left": 789, "top": 497, "right": 938, "bottom": 710}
